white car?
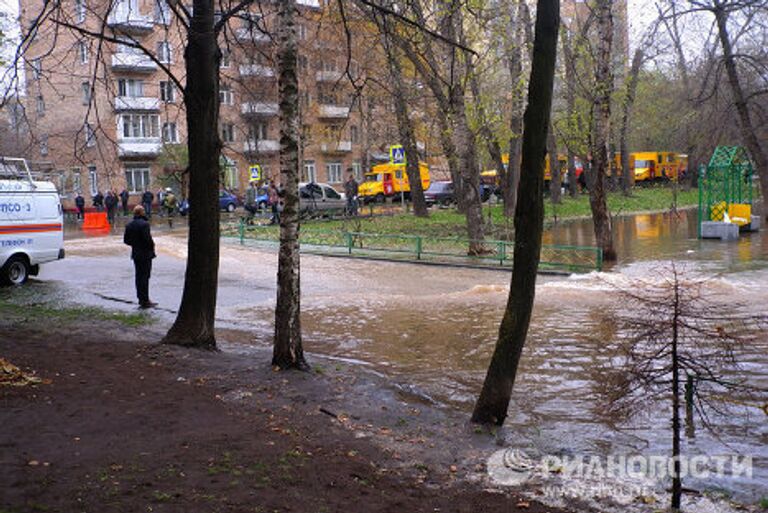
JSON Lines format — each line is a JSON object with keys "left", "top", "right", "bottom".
{"left": 0, "top": 158, "right": 64, "bottom": 285}
{"left": 298, "top": 182, "right": 346, "bottom": 216}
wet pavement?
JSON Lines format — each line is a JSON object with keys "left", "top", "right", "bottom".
{"left": 30, "top": 209, "right": 768, "bottom": 503}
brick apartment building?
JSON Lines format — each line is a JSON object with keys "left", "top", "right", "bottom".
{"left": 15, "top": 0, "right": 396, "bottom": 208}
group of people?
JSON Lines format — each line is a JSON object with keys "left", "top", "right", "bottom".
{"left": 244, "top": 180, "right": 283, "bottom": 226}
{"left": 73, "top": 188, "right": 178, "bottom": 225}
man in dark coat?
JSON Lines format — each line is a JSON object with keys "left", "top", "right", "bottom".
{"left": 92, "top": 191, "right": 104, "bottom": 212}
{"left": 123, "top": 205, "right": 157, "bottom": 309}
{"left": 105, "top": 191, "right": 118, "bottom": 225}
{"left": 141, "top": 189, "right": 154, "bottom": 218}
{"left": 119, "top": 189, "right": 130, "bottom": 215}
{"left": 74, "top": 193, "right": 85, "bottom": 220}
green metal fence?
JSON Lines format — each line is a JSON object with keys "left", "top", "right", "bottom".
{"left": 229, "top": 221, "right": 603, "bottom": 273}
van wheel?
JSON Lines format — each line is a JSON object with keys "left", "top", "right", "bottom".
{"left": 2, "top": 256, "right": 30, "bottom": 286}
{"left": 375, "top": 194, "right": 385, "bottom": 204}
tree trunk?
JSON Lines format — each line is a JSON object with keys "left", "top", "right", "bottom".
{"left": 503, "top": 0, "right": 527, "bottom": 216}
{"left": 162, "top": 0, "right": 220, "bottom": 350}
{"left": 548, "top": 121, "right": 562, "bottom": 204}
{"left": 472, "top": 0, "right": 560, "bottom": 425}
{"left": 469, "top": 66, "right": 505, "bottom": 200}
{"left": 671, "top": 278, "right": 682, "bottom": 510}
{"left": 384, "top": 34, "right": 428, "bottom": 217}
{"left": 272, "top": 0, "right": 307, "bottom": 370}
{"left": 619, "top": 48, "right": 643, "bottom": 196}
{"left": 561, "top": 25, "right": 578, "bottom": 197}
{"left": 713, "top": 4, "right": 768, "bottom": 215}
{"left": 588, "top": 0, "right": 617, "bottom": 262}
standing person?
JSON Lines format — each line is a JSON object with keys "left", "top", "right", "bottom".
{"left": 344, "top": 171, "right": 359, "bottom": 216}
{"left": 162, "top": 187, "right": 177, "bottom": 228}
{"left": 268, "top": 180, "right": 280, "bottom": 225}
{"left": 92, "top": 190, "right": 104, "bottom": 212}
{"left": 141, "top": 189, "right": 154, "bottom": 218}
{"left": 245, "top": 181, "right": 258, "bottom": 224}
{"left": 123, "top": 205, "right": 157, "bottom": 309}
{"left": 119, "top": 188, "right": 130, "bottom": 216}
{"left": 156, "top": 188, "right": 165, "bottom": 216}
{"left": 74, "top": 193, "right": 85, "bottom": 220}
{"left": 104, "top": 190, "right": 118, "bottom": 225}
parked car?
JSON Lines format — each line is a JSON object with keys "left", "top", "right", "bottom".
{"left": 424, "top": 181, "right": 455, "bottom": 207}
{"left": 299, "top": 182, "right": 346, "bottom": 216}
{"left": 423, "top": 181, "right": 493, "bottom": 207}
{"left": 219, "top": 190, "right": 240, "bottom": 212}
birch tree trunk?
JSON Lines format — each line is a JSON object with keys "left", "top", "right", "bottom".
{"left": 472, "top": 0, "right": 560, "bottom": 425}
{"left": 273, "top": 0, "right": 307, "bottom": 370}
{"left": 588, "top": 0, "right": 617, "bottom": 262}
{"left": 163, "top": 0, "right": 220, "bottom": 349}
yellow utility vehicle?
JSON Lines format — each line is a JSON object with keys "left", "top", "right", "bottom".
{"left": 630, "top": 152, "right": 686, "bottom": 182}
{"left": 358, "top": 162, "right": 430, "bottom": 203}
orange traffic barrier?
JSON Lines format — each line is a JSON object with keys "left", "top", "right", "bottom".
{"left": 82, "top": 212, "right": 110, "bottom": 235}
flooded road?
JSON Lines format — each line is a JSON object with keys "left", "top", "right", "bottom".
{"left": 42, "top": 209, "right": 768, "bottom": 502}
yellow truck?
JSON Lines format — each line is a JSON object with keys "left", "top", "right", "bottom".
{"left": 358, "top": 162, "right": 430, "bottom": 203}
{"left": 482, "top": 154, "right": 569, "bottom": 186}
{"left": 630, "top": 152, "right": 686, "bottom": 182}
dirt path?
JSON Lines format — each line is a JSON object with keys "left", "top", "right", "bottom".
{"left": 0, "top": 317, "right": 575, "bottom": 513}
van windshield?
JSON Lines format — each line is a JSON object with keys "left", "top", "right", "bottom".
{"left": 635, "top": 160, "right": 653, "bottom": 168}
{"left": 366, "top": 174, "right": 382, "bottom": 182}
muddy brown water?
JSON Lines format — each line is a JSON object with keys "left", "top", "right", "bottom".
{"left": 52, "top": 209, "right": 768, "bottom": 501}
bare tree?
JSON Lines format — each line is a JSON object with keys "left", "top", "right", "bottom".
{"left": 597, "top": 263, "right": 766, "bottom": 510}
{"left": 472, "top": 0, "right": 560, "bottom": 425}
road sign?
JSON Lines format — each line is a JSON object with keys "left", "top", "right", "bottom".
{"left": 389, "top": 145, "right": 406, "bottom": 165}
{"left": 249, "top": 165, "right": 262, "bottom": 182}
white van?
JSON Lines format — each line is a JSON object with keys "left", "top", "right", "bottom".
{"left": 0, "top": 157, "right": 65, "bottom": 285}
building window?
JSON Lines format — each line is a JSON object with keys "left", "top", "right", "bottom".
{"left": 72, "top": 168, "right": 82, "bottom": 192}
{"left": 156, "top": 41, "right": 172, "bottom": 63}
{"left": 350, "top": 125, "right": 359, "bottom": 144}
{"left": 88, "top": 166, "right": 98, "bottom": 195}
{"left": 40, "top": 134, "right": 48, "bottom": 156}
{"left": 30, "top": 58, "right": 41, "bottom": 80}
{"left": 221, "top": 123, "right": 235, "bottom": 143}
{"left": 125, "top": 166, "right": 150, "bottom": 193}
{"left": 36, "top": 95, "right": 45, "bottom": 115}
{"left": 155, "top": 0, "right": 170, "bottom": 24}
{"left": 119, "top": 113, "right": 160, "bottom": 139}
{"left": 81, "top": 82, "right": 91, "bottom": 105}
{"left": 75, "top": 0, "right": 86, "bottom": 23}
{"left": 57, "top": 171, "right": 67, "bottom": 194}
{"left": 220, "top": 49, "right": 230, "bottom": 68}
{"left": 162, "top": 122, "right": 178, "bottom": 143}
{"left": 219, "top": 85, "right": 233, "bottom": 105}
{"left": 298, "top": 24, "right": 307, "bottom": 41}
{"left": 303, "top": 160, "right": 316, "bottom": 183}
{"left": 249, "top": 122, "right": 267, "bottom": 141}
{"left": 326, "top": 162, "right": 342, "bottom": 184}
{"left": 298, "top": 55, "right": 307, "bottom": 72}
{"left": 117, "top": 78, "right": 143, "bottom": 97}
{"left": 78, "top": 41, "right": 88, "bottom": 64}
{"left": 85, "top": 123, "right": 96, "bottom": 147}
{"left": 352, "top": 161, "right": 362, "bottom": 180}
{"left": 159, "top": 81, "right": 175, "bottom": 103}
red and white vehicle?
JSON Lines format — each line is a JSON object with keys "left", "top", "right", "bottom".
{"left": 0, "top": 158, "right": 64, "bottom": 285}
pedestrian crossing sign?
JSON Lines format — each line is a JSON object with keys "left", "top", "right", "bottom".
{"left": 389, "top": 145, "right": 406, "bottom": 165}
{"left": 249, "top": 165, "right": 262, "bottom": 182}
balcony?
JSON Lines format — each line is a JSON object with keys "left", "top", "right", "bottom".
{"left": 315, "top": 70, "right": 344, "bottom": 82}
{"left": 239, "top": 64, "right": 275, "bottom": 78}
{"left": 320, "top": 141, "right": 352, "bottom": 153}
{"left": 111, "top": 53, "right": 157, "bottom": 72}
{"left": 234, "top": 28, "right": 270, "bottom": 44}
{"left": 107, "top": 10, "right": 154, "bottom": 33}
{"left": 241, "top": 102, "right": 279, "bottom": 117}
{"left": 243, "top": 139, "right": 280, "bottom": 154}
{"left": 317, "top": 104, "right": 350, "bottom": 119}
{"left": 114, "top": 96, "right": 160, "bottom": 112}
{"left": 118, "top": 138, "right": 161, "bottom": 158}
